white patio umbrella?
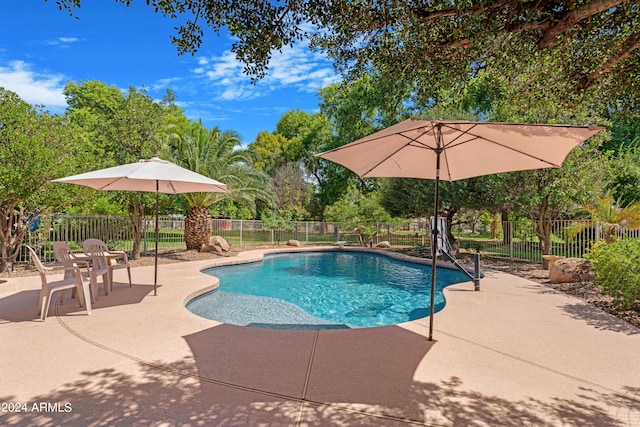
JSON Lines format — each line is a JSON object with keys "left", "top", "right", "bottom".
{"left": 53, "top": 157, "right": 227, "bottom": 295}
{"left": 317, "top": 119, "right": 603, "bottom": 340}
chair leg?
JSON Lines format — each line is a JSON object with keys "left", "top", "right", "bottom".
{"left": 37, "top": 287, "right": 46, "bottom": 314}
{"left": 41, "top": 290, "right": 54, "bottom": 321}
{"left": 89, "top": 275, "right": 99, "bottom": 304}
{"left": 104, "top": 271, "right": 112, "bottom": 294}
{"left": 39, "top": 295, "right": 47, "bottom": 320}
{"left": 79, "top": 281, "right": 92, "bottom": 315}
{"left": 127, "top": 267, "right": 132, "bottom": 287}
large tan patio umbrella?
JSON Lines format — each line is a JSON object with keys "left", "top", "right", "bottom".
{"left": 317, "top": 119, "right": 603, "bottom": 340}
{"left": 53, "top": 157, "right": 227, "bottom": 295}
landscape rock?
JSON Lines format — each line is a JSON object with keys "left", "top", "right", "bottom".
{"left": 376, "top": 241, "right": 392, "bottom": 248}
{"left": 201, "top": 236, "right": 230, "bottom": 252}
{"left": 287, "top": 239, "right": 301, "bottom": 247}
{"left": 549, "top": 258, "right": 593, "bottom": 283}
{"left": 200, "top": 243, "right": 221, "bottom": 253}
{"left": 211, "top": 236, "right": 230, "bottom": 252}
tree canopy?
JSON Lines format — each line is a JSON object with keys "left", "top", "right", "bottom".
{"left": 56, "top": 1, "right": 639, "bottom": 112}
{"left": 0, "top": 88, "right": 88, "bottom": 269}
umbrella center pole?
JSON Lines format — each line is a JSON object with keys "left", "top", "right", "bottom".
{"left": 429, "top": 146, "right": 442, "bottom": 342}
{"left": 154, "top": 181, "right": 159, "bottom": 296}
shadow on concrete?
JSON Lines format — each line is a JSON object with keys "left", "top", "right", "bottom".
{"left": 0, "top": 325, "right": 638, "bottom": 427}
{"left": 0, "top": 324, "right": 634, "bottom": 426}
{"left": 0, "top": 283, "right": 155, "bottom": 323}
{"left": 560, "top": 302, "right": 640, "bottom": 335}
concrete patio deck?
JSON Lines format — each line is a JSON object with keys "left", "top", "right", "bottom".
{"left": 1, "top": 247, "right": 639, "bottom": 426}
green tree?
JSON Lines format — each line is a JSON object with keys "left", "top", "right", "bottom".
{"left": 64, "top": 82, "right": 166, "bottom": 258}
{"left": 380, "top": 177, "right": 499, "bottom": 245}
{"left": 569, "top": 196, "right": 640, "bottom": 244}
{"left": 324, "top": 187, "right": 392, "bottom": 247}
{"left": 607, "top": 148, "right": 640, "bottom": 206}
{"left": 170, "top": 123, "right": 275, "bottom": 249}
{"left": 260, "top": 209, "right": 296, "bottom": 245}
{"left": 271, "top": 162, "right": 309, "bottom": 220}
{"left": 272, "top": 109, "right": 341, "bottom": 219}
{"left": 0, "top": 89, "right": 88, "bottom": 270}
{"left": 247, "top": 131, "right": 300, "bottom": 175}
{"left": 313, "top": 76, "right": 412, "bottom": 218}
{"left": 507, "top": 142, "right": 610, "bottom": 258}
{"left": 57, "top": 1, "right": 640, "bottom": 111}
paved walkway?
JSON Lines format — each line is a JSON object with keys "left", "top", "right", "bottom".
{"left": 1, "top": 247, "right": 639, "bottom": 426}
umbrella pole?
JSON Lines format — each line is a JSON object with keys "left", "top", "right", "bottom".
{"left": 429, "top": 149, "right": 441, "bottom": 341}
{"left": 154, "top": 181, "right": 159, "bottom": 296}
{"left": 429, "top": 125, "right": 443, "bottom": 342}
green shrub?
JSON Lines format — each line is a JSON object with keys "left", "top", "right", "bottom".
{"left": 585, "top": 238, "right": 640, "bottom": 310}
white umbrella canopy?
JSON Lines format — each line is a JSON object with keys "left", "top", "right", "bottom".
{"left": 317, "top": 119, "right": 604, "bottom": 340}
{"left": 53, "top": 157, "right": 228, "bottom": 194}
{"left": 53, "top": 157, "right": 228, "bottom": 295}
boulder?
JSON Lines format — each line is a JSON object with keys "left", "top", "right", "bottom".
{"left": 376, "top": 241, "right": 392, "bottom": 248}
{"left": 200, "top": 243, "right": 222, "bottom": 253}
{"left": 201, "top": 236, "right": 230, "bottom": 253}
{"left": 549, "top": 258, "right": 593, "bottom": 283}
{"left": 286, "top": 239, "right": 301, "bottom": 247}
{"left": 211, "top": 236, "right": 230, "bottom": 252}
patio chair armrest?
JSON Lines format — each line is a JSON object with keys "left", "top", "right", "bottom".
{"left": 62, "top": 266, "right": 84, "bottom": 278}
{"left": 73, "top": 260, "right": 91, "bottom": 272}
{"left": 45, "top": 262, "right": 67, "bottom": 272}
{"left": 107, "top": 250, "right": 129, "bottom": 262}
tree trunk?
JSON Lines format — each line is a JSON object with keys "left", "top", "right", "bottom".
{"left": 0, "top": 204, "right": 32, "bottom": 271}
{"left": 185, "top": 206, "right": 212, "bottom": 250}
{"left": 491, "top": 212, "right": 501, "bottom": 239}
{"left": 502, "top": 211, "right": 512, "bottom": 245}
{"left": 129, "top": 202, "right": 145, "bottom": 260}
{"left": 531, "top": 196, "right": 553, "bottom": 269}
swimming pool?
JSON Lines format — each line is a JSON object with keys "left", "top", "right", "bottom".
{"left": 187, "top": 251, "right": 469, "bottom": 329}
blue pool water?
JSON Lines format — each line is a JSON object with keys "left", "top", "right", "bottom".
{"left": 186, "top": 251, "right": 468, "bottom": 329}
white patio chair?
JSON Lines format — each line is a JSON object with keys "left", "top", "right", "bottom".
{"left": 53, "top": 241, "right": 109, "bottom": 304}
{"left": 26, "top": 245, "right": 92, "bottom": 321}
{"left": 82, "top": 239, "right": 132, "bottom": 291}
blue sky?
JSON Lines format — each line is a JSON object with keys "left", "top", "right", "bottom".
{"left": 0, "top": 2, "right": 340, "bottom": 144}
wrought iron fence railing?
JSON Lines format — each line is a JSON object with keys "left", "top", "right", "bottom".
{"left": 12, "top": 214, "right": 640, "bottom": 266}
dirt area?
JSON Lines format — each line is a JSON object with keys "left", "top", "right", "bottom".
{"left": 3, "top": 243, "right": 638, "bottom": 329}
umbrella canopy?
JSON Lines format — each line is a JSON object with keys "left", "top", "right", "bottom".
{"left": 318, "top": 119, "right": 603, "bottom": 181}
{"left": 318, "top": 119, "right": 603, "bottom": 340}
{"left": 53, "top": 157, "right": 228, "bottom": 194}
{"left": 53, "top": 157, "right": 227, "bottom": 295}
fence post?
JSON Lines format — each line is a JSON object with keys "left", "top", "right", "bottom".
{"left": 239, "top": 219, "right": 243, "bottom": 247}
{"left": 509, "top": 221, "right": 514, "bottom": 259}
{"left": 143, "top": 215, "right": 148, "bottom": 255}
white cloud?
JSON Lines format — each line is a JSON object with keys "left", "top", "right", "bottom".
{"left": 194, "top": 39, "right": 340, "bottom": 101}
{"left": 151, "top": 77, "right": 181, "bottom": 91}
{"left": 0, "top": 60, "right": 67, "bottom": 108}
{"left": 46, "top": 37, "right": 80, "bottom": 46}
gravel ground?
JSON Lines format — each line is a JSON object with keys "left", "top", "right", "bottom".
{"left": 3, "top": 244, "right": 638, "bottom": 329}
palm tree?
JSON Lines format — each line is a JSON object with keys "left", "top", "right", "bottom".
{"left": 568, "top": 196, "right": 640, "bottom": 244}
{"left": 171, "top": 123, "right": 275, "bottom": 249}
